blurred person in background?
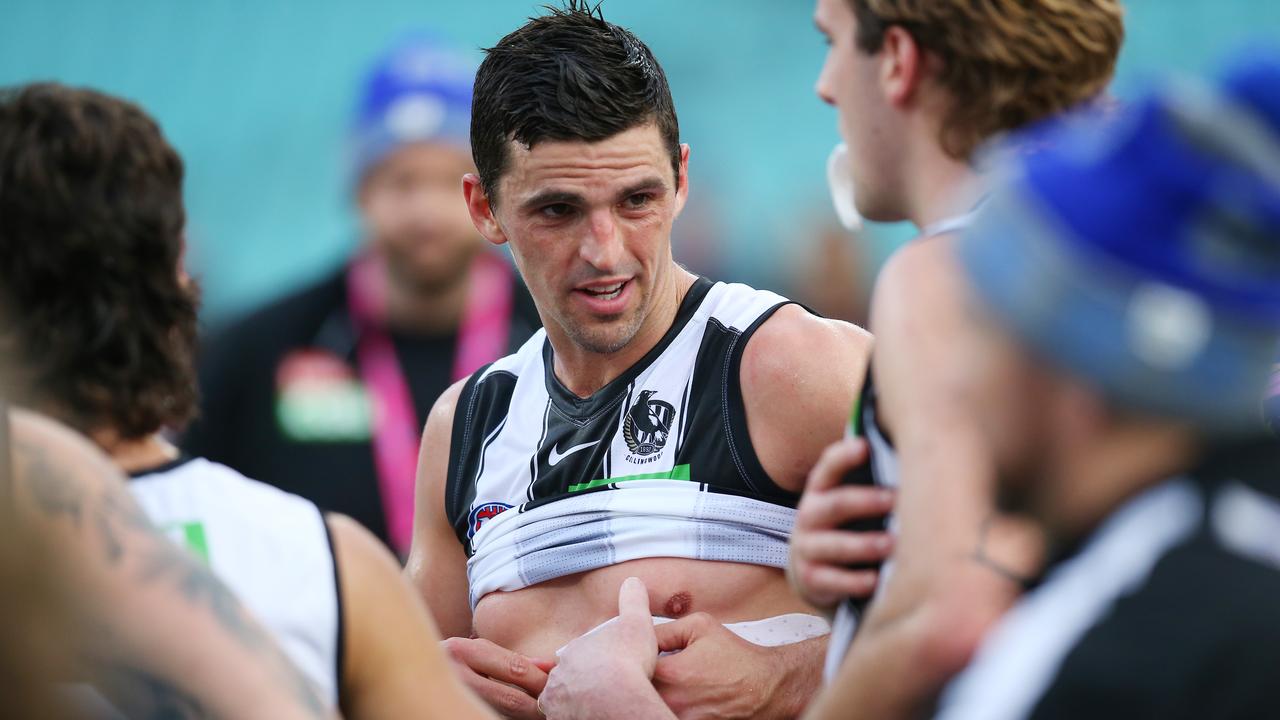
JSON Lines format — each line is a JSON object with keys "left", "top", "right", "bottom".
{"left": 183, "top": 34, "right": 541, "bottom": 556}
{"left": 789, "top": 2, "right": 1124, "bottom": 716}
{"left": 408, "top": 3, "right": 881, "bottom": 717}
{"left": 934, "top": 54, "right": 1280, "bottom": 718}
{"left": 0, "top": 82, "right": 492, "bottom": 720}
{"left": 541, "top": 53, "right": 1280, "bottom": 720}
{"left": 789, "top": 220, "right": 873, "bottom": 328}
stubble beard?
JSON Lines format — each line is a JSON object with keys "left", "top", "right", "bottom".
{"left": 558, "top": 285, "right": 651, "bottom": 356}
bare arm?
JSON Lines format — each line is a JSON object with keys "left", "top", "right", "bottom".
{"left": 329, "top": 513, "right": 492, "bottom": 720}
{"left": 9, "top": 408, "right": 331, "bottom": 720}
{"left": 806, "top": 241, "right": 1038, "bottom": 719}
{"left": 741, "top": 304, "right": 874, "bottom": 493}
{"left": 404, "top": 379, "right": 553, "bottom": 719}
{"left": 404, "top": 378, "right": 474, "bottom": 639}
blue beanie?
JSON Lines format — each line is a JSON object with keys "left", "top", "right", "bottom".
{"left": 350, "top": 32, "right": 474, "bottom": 184}
{"left": 958, "top": 51, "right": 1280, "bottom": 431}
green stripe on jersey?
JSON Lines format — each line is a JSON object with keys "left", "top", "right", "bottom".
{"left": 568, "top": 464, "right": 692, "bottom": 493}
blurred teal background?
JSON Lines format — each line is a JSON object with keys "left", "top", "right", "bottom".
{"left": 1, "top": 1, "right": 1276, "bottom": 325}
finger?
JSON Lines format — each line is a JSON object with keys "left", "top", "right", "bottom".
{"left": 456, "top": 668, "right": 543, "bottom": 720}
{"left": 530, "top": 656, "right": 557, "bottom": 673}
{"left": 653, "top": 612, "right": 715, "bottom": 654}
{"left": 801, "top": 564, "right": 880, "bottom": 599}
{"left": 446, "top": 637, "right": 550, "bottom": 696}
{"left": 796, "top": 485, "right": 895, "bottom": 530}
{"left": 804, "top": 437, "right": 870, "bottom": 492}
{"left": 792, "top": 530, "right": 894, "bottom": 565}
{"left": 618, "top": 576, "right": 652, "bottom": 622}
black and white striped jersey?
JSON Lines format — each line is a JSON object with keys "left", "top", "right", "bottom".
{"left": 936, "top": 438, "right": 1280, "bottom": 719}
{"left": 444, "top": 277, "right": 802, "bottom": 558}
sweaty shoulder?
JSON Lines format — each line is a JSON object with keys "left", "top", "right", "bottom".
{"left": 741, "top": 304, "right": 873, "bottom": 491}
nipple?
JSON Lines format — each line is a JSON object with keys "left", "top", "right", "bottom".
{"left": 663, "top": 591, "right": 693, "bottom": 617}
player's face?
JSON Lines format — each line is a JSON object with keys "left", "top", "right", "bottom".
{"left": 359, "top": 142, "right": 482, "bottom": 292}
{"left": 814, "top": 0, "right": 907, "bottom": 222}
{"left": 475, "top": 123, "right": 689, "bottom": 356}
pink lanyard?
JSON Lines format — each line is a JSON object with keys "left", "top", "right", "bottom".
{"left": 347, "top": 251, "right": 514, "bottom": 555}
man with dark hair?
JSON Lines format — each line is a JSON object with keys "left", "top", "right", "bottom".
{"left": 183, "top": 34, "right": 540, "bottom": 556}
{"left": 0, "top": 82, "right": 492, "bottom": 720}
{"left": 406, "top": 3, "right": 881, "bottom": 718}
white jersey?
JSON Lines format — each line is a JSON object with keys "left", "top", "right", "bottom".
{"left": 130, "top": 457, "right": 341, "bottom": 707}
{"left": 445, "top": 278, "right": 808, "bottom": 606}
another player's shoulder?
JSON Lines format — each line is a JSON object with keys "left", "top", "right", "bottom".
{"left": 132, "top": 457, "right": 320, "bottom": 522}
{"left": 871, "top": 235, "right": 966, "bottom": 325}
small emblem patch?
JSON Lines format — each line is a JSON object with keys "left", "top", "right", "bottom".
{"left": 623, "top": 390, "right": 676, "bottom": 457}
{"left": 467, "top": 502, "right": 513, "bottom": 539}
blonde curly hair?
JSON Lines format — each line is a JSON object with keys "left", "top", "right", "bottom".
{"left": 850, "top": 0, "right": 1124, "bottom": 159}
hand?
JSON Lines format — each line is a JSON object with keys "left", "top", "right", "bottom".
{"left": 788, "top": 437, "right": 896, "bottom": 609}
{"left": 441, "top": 636, "right": 555, "bottom": 719}
{"left": 652, "top": 613, "right": 824, "bottom": 720}
{"left": 541, "top": 577, "right": 672, "bottom": 720}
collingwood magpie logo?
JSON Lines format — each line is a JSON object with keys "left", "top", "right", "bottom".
{"left": 623, "top": 390, "right": 676, "bottom": 459}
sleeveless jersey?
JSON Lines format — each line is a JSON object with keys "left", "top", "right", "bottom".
{"left": 130, "top": 457, "right": 342, "bottom": 707}
{"left": 446, "top": 278, "right": 804, "bottom": 607}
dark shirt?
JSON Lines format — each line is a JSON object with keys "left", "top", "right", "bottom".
{"left": 936, "top": 438, "right": 1280, "bottom": 720}
{"left": 181, "top": 263, "right": 540, "bottom": 546}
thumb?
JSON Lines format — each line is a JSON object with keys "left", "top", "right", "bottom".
{"left": 618, "top": 576, "right": 652, "bottom": 623}
{"left": 652, "top": 614, "right": 704, "bottom": 654}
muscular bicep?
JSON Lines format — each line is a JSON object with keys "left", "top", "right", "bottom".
{"left": 741, "top": 305, "right": 873, "bottom": 492}
{"left": 331, "top": 513, "right": 491, "bottom": 720}
{"left": 9, "top": 409, "right": 330, "bottom": 719}
{"left": 405, "top": 378, "right": 474, "bottom": 639}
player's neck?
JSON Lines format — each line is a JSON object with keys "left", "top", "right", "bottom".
{"left": 551, "top": 266, "right": 697, "bottom": 398}
{"left": 904, "top": 142, "right": 981, "bottom": 232}
{"left": 98, "top": 432, "right": 181, "bottom": 475}
{"left": 382, "top": 264, "right": 470, "bottom": 336}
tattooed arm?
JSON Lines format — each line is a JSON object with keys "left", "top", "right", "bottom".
{"left": 8, "top": 408, "right": 334, "bottom": 720}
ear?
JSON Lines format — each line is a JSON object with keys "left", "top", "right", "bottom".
{"left": 462, "top": 174, "right": 508, "bottom": 246}
{"left": 878, "top": 24, "right": 924, "bottom": 108}
{"left": 673, "top": 144, "right": 691, "bottom": 218}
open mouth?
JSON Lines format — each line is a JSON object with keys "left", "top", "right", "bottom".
{"left": 579, "top": 280, "right": 627, "bottom": 301}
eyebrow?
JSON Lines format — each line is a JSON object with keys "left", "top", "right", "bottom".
{"left": 520, "top": 190, "right": 586, "bottom": 214}
{"left": 520, "top": 176, "right": 670, "bottom": 213}
{"left": 615, "top": 177, "right": 669, "bottom": 203}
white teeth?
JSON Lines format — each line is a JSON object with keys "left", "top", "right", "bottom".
{"left": 585, "top": 282, "right": 624, "bottom": 300}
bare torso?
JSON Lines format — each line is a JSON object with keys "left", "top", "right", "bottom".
{"left": 473, "top": 557, "right": 818, "bottom": 658}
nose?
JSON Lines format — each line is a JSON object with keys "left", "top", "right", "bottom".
{"left": 816, "top": 61, "right": 837, "bottom": 107}
{"left": 579, "top": 208, "right": 624, "bottom": 270}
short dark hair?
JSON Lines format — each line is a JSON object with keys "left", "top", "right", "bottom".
{"left": 471, "top": 1, "right": 681, "bottom": 203}
{"left": 0, "top": 83, "right": 199, "bottom": 440}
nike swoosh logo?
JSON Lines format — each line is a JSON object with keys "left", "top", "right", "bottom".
{"left": 548, "top": 440, "right": 601, "bottom": 467}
